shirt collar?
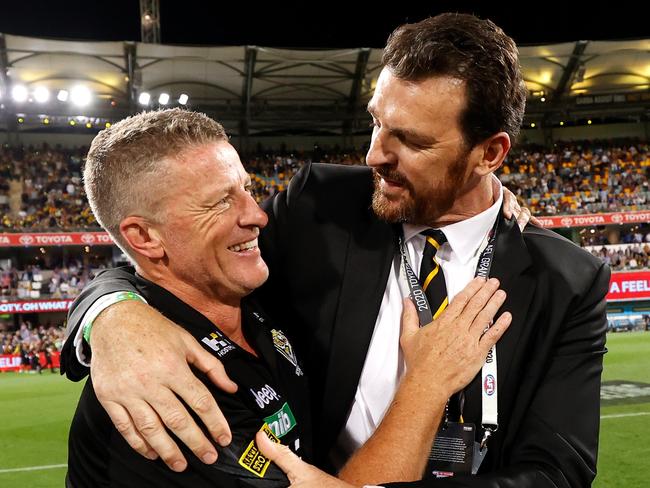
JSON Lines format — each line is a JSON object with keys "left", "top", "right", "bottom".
{"left": 403, "top": 177, "right": 503, "bottom": 265}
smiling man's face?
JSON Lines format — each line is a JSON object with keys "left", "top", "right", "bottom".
{"left": 160, "top": 140, "right": 269, "bottom": 301}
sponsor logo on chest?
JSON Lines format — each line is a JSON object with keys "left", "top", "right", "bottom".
{"left": 264, "top": 402, "right": 297, "bottom": 438}
{"left": 250, "top": 384, "right": 281, "bottom": 409}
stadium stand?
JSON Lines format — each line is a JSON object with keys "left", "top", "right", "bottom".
{"left": 501, "top": 140, "right": 650, "bottom": 216}
{"left": 0, "top": 322, "right": 64, "bottom": 372}
{"left": 586, "top": 244, "right": 650, "bottom": 271}
{"left": 0, "top": 259, "right": 109, "bottom": 300}
{"left": 0, "top": 141, "right": 648, "bottom": 231}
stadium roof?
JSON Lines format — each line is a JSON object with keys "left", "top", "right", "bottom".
{"left": 1, "top": 33, "right": 649, "bottom": 138}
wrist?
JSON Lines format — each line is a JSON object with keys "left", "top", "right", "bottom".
{"left": 83, "top": 291, "right": 146, "bottom": 347}
{"left": 400, "top": 366, "right": 453, "bottom": 405}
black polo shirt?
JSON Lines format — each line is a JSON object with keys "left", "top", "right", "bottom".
{"left": 67, "top": 272, "right": 311, "bottom": 488}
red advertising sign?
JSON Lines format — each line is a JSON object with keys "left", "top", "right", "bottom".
{"left": 538, "top": 210, "right": 650, "bottom": 229}
{"left": 0, "top": 211, "right": 646, "bottom": 246}
{"left": 0, "top": 299, "right": 74, "bottom": 314}
{"left": 607, "top": 271, "right": 650, "bottom": 302}
{"left": 0, "top": 352, "right": 60, "bottom": 371}
{"left": 0, "top": 232, "right": 113, "bottom": 247}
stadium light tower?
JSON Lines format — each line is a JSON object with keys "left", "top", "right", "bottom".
{"left": 140, "top": 0, "right": 161, "bottom": 44}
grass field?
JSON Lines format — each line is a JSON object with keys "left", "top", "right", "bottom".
{"left": 1, "top": 332, "right": 649, "bottom": 487}
{"left": 596, "top": 331, "right": 650, "bottom": 488}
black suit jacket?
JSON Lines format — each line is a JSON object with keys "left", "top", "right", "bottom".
{"left": 62, "top": 163, "right": 609, "bottom": 488}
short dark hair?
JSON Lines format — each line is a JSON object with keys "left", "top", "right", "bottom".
{"left": 382, "top": 12, "right": 527, "bottom": 147}
{"left": 84, "top": 108, "right": 227, "bottom": 258}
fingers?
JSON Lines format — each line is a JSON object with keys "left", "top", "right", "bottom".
{"left": 530, "top": 214, "right": 543, "bottom": 227}
{"left": 502, "top": 186, "right": 536, "bottom": 230}
{"left": 400, "top": 298, "right": 419, "bottom": 336}
{"left": 468, "top": 289, "right": 507, "bottom": 335}
{"left": 255, "top": 431, "right": 305, "bottom": 482}
{"left": 181, "top": 332, "right": 235, "bottom": 446}
{"left": 186, "top": 338, "right": 238, "bottom": 394}
{"left": 442, "top": 277, "right": 487, "bottom": 321}
{"left": 103, "top": 401, "right": 158, "bottom": 460}
{"left": 170, "top": 370, "right": 232, "bottom": 448}
{"left": 400, "top": 298, "right": 420, "bottom": 357}
{"left": 479, "top": 311, "right": 512, "bottom": 352}
{"left": 516, "top": 207, "right": 532, "bottom": 231}
{"left": 153, "top": 388, "right": 220, "bottom": 466}
{"left": 502, "top": 188, "right": 519, "bottom": 219}
{"left": 456, "top": 278, "right": 501, "bottom": 327}
{"left": 89, "top": 304, "right": 233, "bottom": 471}
{"left": 128, "top": 400, "right": 188, "bottom": 472}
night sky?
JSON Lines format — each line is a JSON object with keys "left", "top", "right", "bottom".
{"left": 0, "top": 0, "right": 647, "bottom": 48}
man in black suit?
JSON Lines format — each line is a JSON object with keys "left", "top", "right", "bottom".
{"left": 61, "top": 12, "right": 608, "bottom": 487}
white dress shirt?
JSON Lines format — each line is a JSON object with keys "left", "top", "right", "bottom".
{"left": 331, "top": 180, "right": 504, "bottom": 467}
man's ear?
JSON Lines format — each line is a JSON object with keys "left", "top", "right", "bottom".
{"left": 119, "top": 216, "right": 165, "bottom": 260}
{"left": 475, "top": 132, "right": 511, "bottom": 176}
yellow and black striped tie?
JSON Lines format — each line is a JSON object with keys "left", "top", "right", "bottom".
{"left": 420, "top": 229, "right": 463, "bottom": 421}
{"left": 419, "top": 229, "right": 448, "bottom": 321}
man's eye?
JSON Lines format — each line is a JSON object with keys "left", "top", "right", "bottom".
{"left": 215, "top": 196, "right": 230, "bottom": 208}
{"left": 407, "top": 141, "right": 426, "bottom": 149}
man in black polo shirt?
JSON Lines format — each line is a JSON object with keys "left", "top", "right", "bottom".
{"left": 66, "top": 109, "right": 311, "bottom": 487}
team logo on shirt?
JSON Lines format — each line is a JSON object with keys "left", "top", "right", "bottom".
{"left": 238, "top": 423, "right": 280, "bottom": 477}
{"left": 201, "top": 331, "right": 235, "bottom": 358}
{"left": 271, "top": 329, "right": 303, "bottom": 376}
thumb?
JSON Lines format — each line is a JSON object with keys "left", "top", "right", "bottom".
{"left": 401, "top": 297, "right": 420, "bottom": 339}
{"left": 256, "top": 431, "right": 306, "bottom": 482}
{"left": 185, "top": 336, "right": 238, "bottom": 393}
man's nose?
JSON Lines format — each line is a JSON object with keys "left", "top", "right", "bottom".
{"left": 240, "top": 191, "right": 269, "bottom": 229}
{"left": 366, "top": 129, "right": 396, "bottom": 168}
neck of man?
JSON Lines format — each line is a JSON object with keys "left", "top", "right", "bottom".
{"left": 432, "top": 175, "right": 497, "bottom": 227}
{"left": 135, "top": 265, "right": 252, "bottom": 353}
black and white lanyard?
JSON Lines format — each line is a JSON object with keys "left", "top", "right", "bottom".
{"left": 397, "top": 216, "right": 500, "bottom": 447}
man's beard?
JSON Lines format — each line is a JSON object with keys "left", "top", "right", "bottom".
{"left": 371, "top": 153, "right": 469, "bottom": 226}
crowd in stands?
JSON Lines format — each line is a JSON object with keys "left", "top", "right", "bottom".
{"left": 589, "top": 244, "right": 650, "bottom": 271}
{"left": 0, "top": 177, "right": 10, "bottom": 215}
{"left": 3, "top": 140, "right": 650, "bottom": 350}
{"left": 501, "top": 141, "right": 650, "bottom": 216}
{"left": 0, "top": 321, "right": 64, "bottom": 372}
{"left": 0, "top": 139, "right": 648, "bottom": 224}
{"left": 0, "top": 145, "right": 94, "bottom": 230}
{"left": 0, "top": 144, "right": 367, "bottom": 227}
{"left": 581, "top": 228, "right": 650, "bottom": 271}
{"left": 244, "top": 148, "right": 366, "bottom": 202}
{"left": 0, "top": 258, "right": 109, "bottom": 300}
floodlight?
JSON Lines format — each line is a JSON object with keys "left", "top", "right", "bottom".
{"left": 138, "top": 92, "right": 151, "bottom": 105}
{"left": 12, "top": 85, "right": 28, "bottom": 103}
{"left": 34, "top": 87, "right": 50, "bottom": 103}
{"left": 70, "top": 86, "right": 91, "bottom": 106}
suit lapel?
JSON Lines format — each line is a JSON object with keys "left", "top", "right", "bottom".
{"left": 318, "top": 213, "right": 395, "bottom": 454}
{"left": 463, "top": 217, "right": 536, "bottom": 432}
